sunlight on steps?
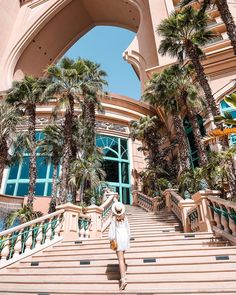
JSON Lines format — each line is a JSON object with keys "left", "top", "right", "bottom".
{"left": 0, "top": 205, "right": 236, "bottom": 294}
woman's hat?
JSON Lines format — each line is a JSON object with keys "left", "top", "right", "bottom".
{"left": 112, "top": 201, "right": 125, "bottom": 216}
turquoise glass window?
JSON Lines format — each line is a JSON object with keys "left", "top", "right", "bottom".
{"left": 183, "top": 115, "right": 206, "bottom": 168}
{"left": 5, "top": 133, "right": 131, "bottom": 204}
{"left": 220, "top": 99, "right": 236, "bottom": 145}
{"left": 96, "top": 135, "right": 131, "bottom": 204}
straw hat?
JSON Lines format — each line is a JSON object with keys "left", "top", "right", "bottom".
{"left": 112, "top": 201, "right": 125, "bottom": 216}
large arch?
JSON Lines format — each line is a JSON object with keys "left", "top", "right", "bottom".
{"left": 0, "top": 0, "right": 168, "bottom": 92}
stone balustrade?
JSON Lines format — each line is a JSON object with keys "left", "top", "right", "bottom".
{"left": 162, "top": 189, "right": 236, "bottom": 244}
{"left": 207, "top": 195, "right": 236, "bottom": 244}
{"left": 0, "top": 189, "right": 118, "bottom": 268}
{"left": 78, "top": 213, "right": 91, "bottom": 239}
{"left": 132, "top": 191, "right": 165, "bottom": 212}
{"left": 187, "top": 206, "right": 199, "bottom": 232}
{"left": 163, "top": 189, "right": 184, "bottom": 222}
{"left": 0, "top": 209, "right": 64, "bottom": 268}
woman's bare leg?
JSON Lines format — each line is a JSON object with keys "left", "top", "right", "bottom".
{"left": 116, "top": 251, "right": 126, "bottom": 279}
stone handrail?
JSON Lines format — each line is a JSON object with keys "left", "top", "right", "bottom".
{"left": 0, "top": 209, "right": 64, "bottom": 268}
{"left": 163, "top": 189, "right": 184, "bottom": 222}
{"left": 207, "top": 195, "right": 236, "bottom": 244}
{"left": 132, "top": 191, "right": 165, "bottom": 212}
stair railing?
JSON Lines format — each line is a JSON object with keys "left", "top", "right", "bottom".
{"left": 0, "top": 209, "right": 64, "bottom": 267}
{"left": 187, "top": 206, "right": 200, "bottom": 232}
{"left": 132, "top": 190, "right": 165, "bottom": 212}
{"left": 207, "top": 195, "right": 236, "bottom": 244}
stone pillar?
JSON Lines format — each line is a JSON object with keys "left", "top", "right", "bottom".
{"left": 179, "top": 199, "right": 195, "bottom": 233}
{"left": 152, "top": 197, "right": 159, "bottom": 212}
{"left": 85, "top": 205, "right": 104, "bottom": 239}
{"left": 163, "top": 189, "right": 172, "bottom": 212}
{"left": 56, "top": 203, "right": 82, "bottom": 241}
{"left": 132, "top": 191, "right": 138, "bottom": 206}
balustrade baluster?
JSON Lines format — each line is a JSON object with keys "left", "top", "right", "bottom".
{"left": 228, "top": 207, "right": 236, "bottom": 237}
{"left": 25, "top": 226, "right": 32, "bottom": 252}
{"left": 13, "top": 231, "right": 22, "bottom": 257}
{"left": 219, "top": 204, "right": 230, "bottom": 233}
{"left": 212, "top": 203, "right": 223, "bottom": 230}
{"left": 1, "top": 237, "right": 10, "bottom": 261}
{"left": 54, "top": 218, "right": 62, "bottom": 238}
{"left": 46, "top": 218, "right": 53, "bottom": 242}
{"left": 35, "top": 223, "right": 43, "bottom": 247}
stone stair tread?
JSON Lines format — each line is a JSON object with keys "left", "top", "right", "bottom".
{"left": 0, "top": 282, "right": 236, "bottom": 292}
{"left": 1, "top": 271, "right": 236, "bottom": 282}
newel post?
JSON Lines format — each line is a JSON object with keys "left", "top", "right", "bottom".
{"left": 132, "top": 190, "right": 138, "bottom": 206}
{"left": 192, "top": 190, "right": 221, "bottom": 233}
{"left": 179, "top": 199, "right": 195, "bottom": 232}
{"left": 56, "top": 203, "right": 81, "bottom": 241}
{"left": 84, "top": 205, "right": 104, "bottom": 239}
{"left": 163, "top": 189, "right": 172, "bottom": 212}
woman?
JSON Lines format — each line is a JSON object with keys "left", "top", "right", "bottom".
{"left": 108, "top": 201, "right": 130, "bottom": 290}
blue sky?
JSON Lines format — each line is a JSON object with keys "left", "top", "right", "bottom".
{"left": 64, "top": 26, "right": 141, "bottom": 100}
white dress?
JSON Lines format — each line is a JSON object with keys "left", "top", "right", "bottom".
{"left": 108, "top": 215, "right": 131, "bottom": 252}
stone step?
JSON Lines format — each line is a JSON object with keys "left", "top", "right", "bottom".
{"left": 1, "top": 271, "right": 236, "bottom": 283}
{"left": 0, "top": 280, "right": 236, "bottom": 293}
{"left": 19, "top": 256, "right": 236, "bottom": 268}
{"left": 50, "top": 238, "right": 216, "bottom": 251}
{"left": 58, "top": 232, "right": 213, "bottom": 245}
{"left": 41, "top": 243, "right": 231, "bottom": 256}
{"left": 29, "top": 247, "right": 236, "bottom": 261}
{"left": 6, "top": 261, "right": 236, "bottom": 274}
{"left": 1, "top": 292, "right": 236, "bottom": 295}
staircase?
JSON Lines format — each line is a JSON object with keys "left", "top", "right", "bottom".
{"left": 1, "top": 205, "right": 236, "bottom": 294}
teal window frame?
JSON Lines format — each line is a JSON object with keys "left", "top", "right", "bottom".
{"left": 183, "top": 115, "right": 206, "bottom": 168}
{"left": 96, "top": 134, "right": 131, "bottom": 204}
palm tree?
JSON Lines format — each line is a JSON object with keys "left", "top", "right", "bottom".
{"left": 0, "top": 102, "right": 21, "bottom": 188}
{"left": 80, "top": 60, "right": 108, "bottom": 157}
{"left": 5, "top": 204, "right": 42, "bottom": 228}
{"left": 181, "top": 0, "right": 236, "bottom": 55}
{"left": 38, "top": 124, "right": 64, "bottom": 213}
{"left": 44, "top": 57, "right": 86, "bottom": 204}
{"left": 6, "top": 76, "right": 48, "bottom": 205}
{"left": 69, "top": 151, "right": 106, "bottom": 204}
{"left": 157, "top": 6, "right": 218, "bottom": 117}
{"left": 167, "top": 64, "right": 208, "bottom": 167}
{"left": 143, "top": 70, "right": 191, "bottom": 171}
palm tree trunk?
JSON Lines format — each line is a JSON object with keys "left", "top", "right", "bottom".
{"left": 0, "top": 163, "right": 5, "bottom": 190}
{"left": 172, "top": 113, "right": 191, "bottom": 171}
{"left": 225, "top": 158, "right": 236, "bottom": 199}
{"left": 83, "top": 96, "right": 96, "bottom": 157}
{"left": 0, "top": 140, "right": 8, "bottom": 190}
{"left": 186, "top": 42, "right": 219, "bottom": 117}
{"left": 216, "top": 0, "right": 236, "bottom": 55}
{"left": 88, "top": 100, "right": 96, "bottom": 152}
{"left": 188, "top": 109, "right": 208, "bottom": 167}
{"left": 28, "top": 106, "right": 37, "bottom": 206}
{"left": 59, "top": 95, "right": 74, "bottom": 204}
{"left": 48, "top": 163, "right": 58, "bottom": 213}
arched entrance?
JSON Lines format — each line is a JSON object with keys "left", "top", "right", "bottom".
{"left": 0, "top": 0, "right": 166, "bottom": 92}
